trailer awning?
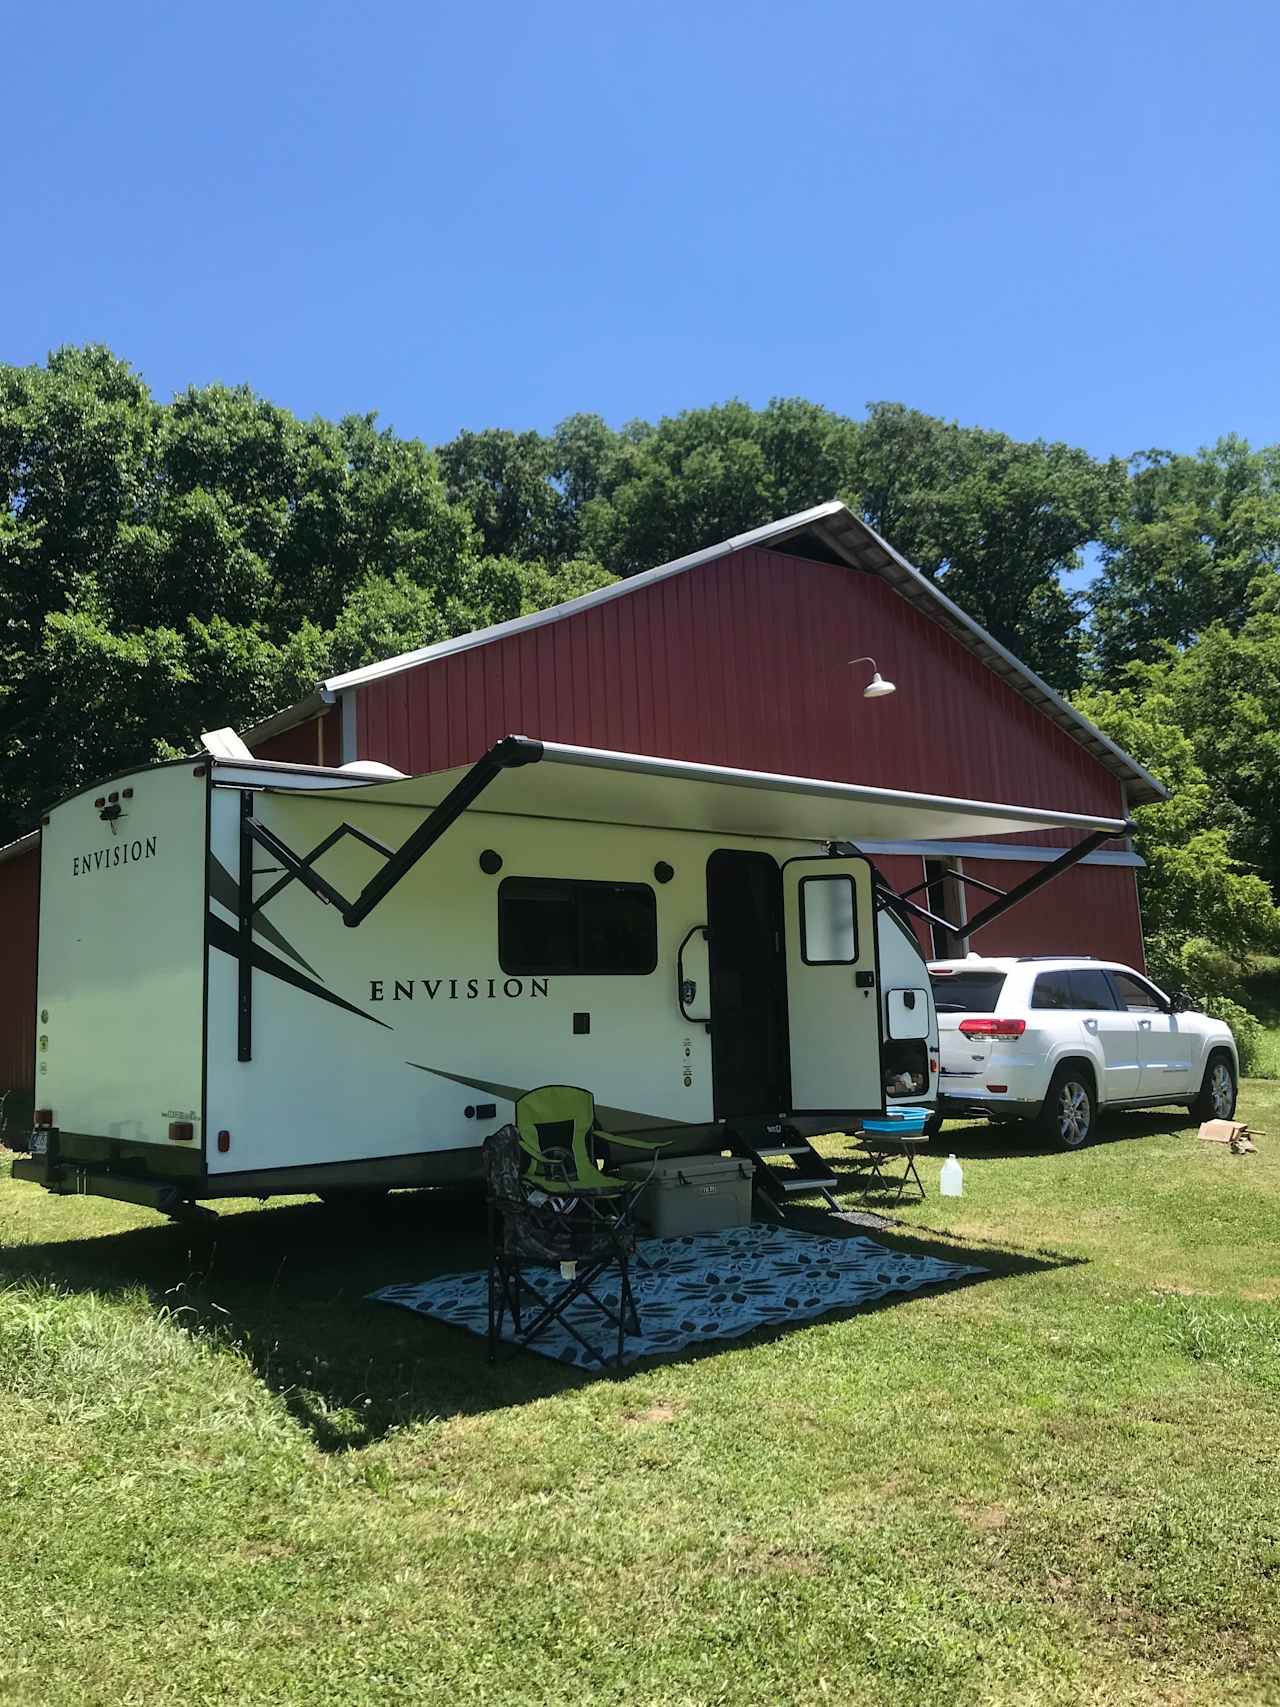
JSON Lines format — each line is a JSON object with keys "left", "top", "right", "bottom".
{"left": 218, "top": 739, "right": 1129, "bottom": 845}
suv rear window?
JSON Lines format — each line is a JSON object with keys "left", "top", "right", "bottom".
{"left": 929, "top": 970, "right": 1006, "bottom": 1013}
{"left": 1071, "top": 969, "right": 1119, "bottom": 1010}
{"left": 1032, "top": 971, "right": 1074, "bottom": 1009}
{"left": 1031, "top": 968, "right": 1122, "bottom": 1010}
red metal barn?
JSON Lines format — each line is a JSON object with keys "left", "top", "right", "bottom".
{"left": 0, "top": 833, "right": 40, "bottom": 1125}
{"left": 247, "top": 502, "right": 1159, "bottom": 963}
{"left": 0, "top": 502, "right": 1162, "bottom": 1113}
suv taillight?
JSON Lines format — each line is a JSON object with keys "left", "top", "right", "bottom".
{"left": 958, "top": 1017, "right": 1027, "bottom": 1039}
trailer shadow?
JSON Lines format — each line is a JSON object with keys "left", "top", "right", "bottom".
{"left": 0, "top": 1185, "right": 1079, "bottom": 1452}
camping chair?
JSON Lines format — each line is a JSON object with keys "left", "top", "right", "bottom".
{"left": 482, "top": 1123, "right": 640, "bottom": 1368}
{"left": 513, "top": 1085, "right": 667, "bottom": 1246}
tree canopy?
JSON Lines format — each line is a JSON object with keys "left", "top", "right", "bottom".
{"left": 5, "top": 343, "right": 1280, "bottom": 1047}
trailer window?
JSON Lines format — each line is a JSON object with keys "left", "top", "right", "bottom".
{"left": 498, "top": 877, "right": 658, "bottom": 975}
{"left": 799, "top": 874, "right": 859, "bottom": 964}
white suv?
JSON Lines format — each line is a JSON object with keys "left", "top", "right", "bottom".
{"left": 928, "top": 956, "right": 1238, "bottom": 1148}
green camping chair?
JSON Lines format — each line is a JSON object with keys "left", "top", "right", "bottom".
{"left": 482, "top": 1122, "right": 639, "bottom": 1368}
{"left": 513, "top": 1085, "right": 666, "bottom": 1197}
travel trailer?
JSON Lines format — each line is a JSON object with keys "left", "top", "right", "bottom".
{"left": 14, "top": 737, "right": 1130, "bottom": 1219}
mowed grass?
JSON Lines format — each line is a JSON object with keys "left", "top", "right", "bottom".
{"left": 3, "top": 1094, "right": 1280, "bottom": 1706}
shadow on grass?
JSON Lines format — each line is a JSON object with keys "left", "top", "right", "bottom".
{"left": 0, "top": 1183, "right": 1078, "bottom": 1451}
{"left": 909, "top": 1107, "right": 1203, "bottom": 1163}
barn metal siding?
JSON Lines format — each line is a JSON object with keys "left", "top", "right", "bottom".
{"left": 0, "top": 846, "right": 39, "bottom": 1105}
{"left": 357, "top": 546, "right": 1125, "bottom": 814}
{"left": 250, "top": 709, "right": 341, "bottom": 767}
{"left": 352, "top": 545, "right": 1140, "bottom": 960}
{"left": 965, "top": 860, "right": 1146, "bottom": 970}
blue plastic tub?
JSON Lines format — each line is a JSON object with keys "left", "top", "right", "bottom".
{"left": 862, "top": 1107, "right": 930, "bottom": 1135}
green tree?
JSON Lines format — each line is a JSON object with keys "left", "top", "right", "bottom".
{"left": 436, "top": 427, "right": 567, "bottom": 562}
{"left": 1089, "top": 437, "right": 1280, "bottom": 677}
{"left": 1074, "top": 676, "right": 1280, "bottom": 1064}
{"left": 851, "top": 403, "right": 1125, "bottom": 688}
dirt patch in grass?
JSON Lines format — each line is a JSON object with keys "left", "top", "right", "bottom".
{"left": 237, "top": 1539, "right": 298, "bottom": 1564}
{"left": 623, "top": 1400, "right": 683, "bottom": 1425}
{"left": 955, "top": 1501, "right": 1010, "bottom": 1532}
{"left": 727, "top": 1538, "right": 825, "bottom": 1577}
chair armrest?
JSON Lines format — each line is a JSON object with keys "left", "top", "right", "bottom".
{"left": 595, "top": 1130, "right": 671, "bottom": 1151}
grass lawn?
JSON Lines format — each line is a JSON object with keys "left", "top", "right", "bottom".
{"left": 3, "top": 1093, "right": 1280, "bottom": 1706}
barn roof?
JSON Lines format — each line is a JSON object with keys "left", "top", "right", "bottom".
{"left": 246, "top": 501, "right": 1166, "bottom": 805}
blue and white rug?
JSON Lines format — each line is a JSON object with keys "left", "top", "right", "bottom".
{"left": 370, "top": 1223, "right": 987, "bottom": 1367}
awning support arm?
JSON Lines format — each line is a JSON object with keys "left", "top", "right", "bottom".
{"left": 956, "top": 827, "right": 1128, "bottom": 944}
{"left": 899, "top": 868, "right": 1008, "bottom": 903}
{"left": 239, "top": 736, "right": 544, "bottom": 931}
{"left": 864, "top": 824, "right": 1133, "bottom": 946}
{"left": 874, "top": 882, "right": 961, "bottom": 940}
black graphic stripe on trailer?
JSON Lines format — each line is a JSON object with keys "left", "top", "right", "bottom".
{"left": 207, "top": 856, "right": 323, "bottom": 978}
{"left": 207, "top": 914, "right": 392, "bottom": 1029}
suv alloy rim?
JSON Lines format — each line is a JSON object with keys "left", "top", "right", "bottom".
{"left": 1210, "top": 1061, "right": 1234, "bottom": 1117}
{"left": 1058, "top": 1080, "right": 1091, "bottom": 1146}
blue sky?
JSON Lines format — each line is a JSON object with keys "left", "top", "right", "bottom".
{"left": 3, "top": 0, "right": 1277, "bottom": 464}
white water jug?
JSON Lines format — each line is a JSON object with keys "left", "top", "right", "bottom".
{"left": 940, "top": 1154, "right": 964, "bottom": 1197}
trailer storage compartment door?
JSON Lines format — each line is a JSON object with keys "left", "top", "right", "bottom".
{"left": 782, "top": 854, "right": 882, "bottom": 1114}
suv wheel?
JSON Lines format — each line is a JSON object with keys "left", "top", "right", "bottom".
{"left": 1038, "top": 1066, "right": 1096, "bottom": 1150}
{"left": 1190, "top": 1051, "right": 1237, "bottom": 1124}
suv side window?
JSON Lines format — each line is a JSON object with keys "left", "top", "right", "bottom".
{"left": 1109, "top": 970, "right": 1165, "bottom": 1013}
{"left": 1031, "top": 971, "right": 1074, "bottom": 1009}
{"left": 1070, "top": 969, "right": 1119, "bottom": 1010}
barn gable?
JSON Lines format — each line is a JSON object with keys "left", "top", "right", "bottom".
{"left": 245, "top": 500, "right": 1164, "bottom": 813}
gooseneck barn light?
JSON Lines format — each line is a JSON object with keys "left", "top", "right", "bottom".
{"left": 848, "top": 655, "right": 897, "bottom": 699}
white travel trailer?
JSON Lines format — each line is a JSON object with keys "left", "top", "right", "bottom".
{"left": 16, "top": 738, "right": 1130, "bottom": 1218}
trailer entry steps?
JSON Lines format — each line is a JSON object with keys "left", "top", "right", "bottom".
{"left": 727, "top": 1122, "right": 842, "bottom": 1216}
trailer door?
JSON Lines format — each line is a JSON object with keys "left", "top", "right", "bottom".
{"left": 782, "top": 855, "right": 882, "bottom": 1114}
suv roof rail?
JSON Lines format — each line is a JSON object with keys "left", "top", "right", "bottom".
{"left": 1014, "top": 954, "right": 1098, "bottom": 962}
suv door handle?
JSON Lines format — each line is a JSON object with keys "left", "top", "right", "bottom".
{"left": 1083, "top": 1018, "right": 1098, "bottom": 1032}
{"left": 1138, "top": 1019, "right": 1152, "bottom": 1030}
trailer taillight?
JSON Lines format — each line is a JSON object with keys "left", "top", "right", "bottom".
{"left": 168, "top": 1121, "right": 194, "bottom": 1142}
{"left": 958, "top": 1018, "right": 1027, "bottom": 1039}
{"left": 217, "top": 1130, "right": 231, "bottom": 1152}
{"left": 34, "top": 1109, "right": 53, "bottom": 1129}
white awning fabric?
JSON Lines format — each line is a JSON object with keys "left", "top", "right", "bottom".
{"left": 213, "top": 740, "right": 1129, "bottom": 848}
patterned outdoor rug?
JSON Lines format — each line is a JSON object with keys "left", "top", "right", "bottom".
{"left": 370, "top": 1223, "right": 988, "bottom": 1367}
